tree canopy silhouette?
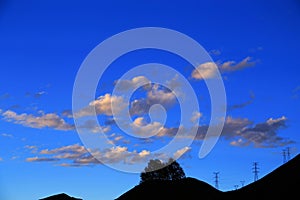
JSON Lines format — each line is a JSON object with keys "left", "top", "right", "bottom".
{"left": 140, "top": 158, "right": 186, "bottom": 183}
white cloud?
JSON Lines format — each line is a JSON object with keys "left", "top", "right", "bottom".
{"left": 191, "top": 62, "right": 218, "bottom": 80}
{"left": 190, "top": 111, "right": 202, "bottom": 123}
{"left": 2, "top": 110, "right": 74, "bottom": 131}
{"left": 129, "top": 99, "right": 150, "bottom": 116}
{"left": 40, "top": 144, "right": 88, "bottom": 155}
{"left": 139, "top": 150, "right": 150, "bottom": 157}
{"left": 114, "top": 136, "right": 123, "bottom": 141}
{"left": 1, "top": 133, "right": 13, "bottom": 138}
{"left": 156, "top": 116, "right": 293, "bottom": 148}
{"left": 230, "top": 138, "right": 245, "bottom": 147}
{"left": 173, "top": 146, "right": 191, "bottom": 158}
{"left": 78, "top": 119, "right": 111, "bottom": 133}
{"left": 146, "top": 84, "right": 176, "bottom": 106}
{"left": 26, "top": 157, "right": 59, "bottom": 162}
{"left": 34, "top": 91, "right": 46, "bottom": 98}
{"left": 192, "top": 57, "right": 255, "bottom": 80}
{"left": 25, "top": 145, "right": 38, "bottom": 153}
{"left": 131, "top": 117, "right": 164, "bottom": 137}
{"left": 114, "top": 76, "right": 151, "bottom": 91}
{"left": 266, "top": 116, "right": 287, "bottom": 125}
{"left": 74, "top": 93, "right": 127, "bottom": 118}
{"left": 26, "top": 144, "right": 154, "bottom": 167}
{"left": 219, "top": 57, "right": 255, "bottom": 72}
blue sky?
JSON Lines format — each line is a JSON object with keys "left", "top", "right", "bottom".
{"left": 1, "top": 0, "right": 300, "bottom": 199}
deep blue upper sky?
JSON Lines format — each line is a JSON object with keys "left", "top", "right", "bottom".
{"left": 0, "top": 1, "right": 300, "bottom": 200}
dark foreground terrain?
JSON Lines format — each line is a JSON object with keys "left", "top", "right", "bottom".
{"left": 39, "top": 193, "right": 82, "bottom": 200}
{"left": 116, "top": 154, "right": 300, "bottom": 200}
{"left": 40, "top": 154, "right": 300, "bottom": 200}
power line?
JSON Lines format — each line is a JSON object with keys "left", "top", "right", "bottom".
{"left": 252, "top": 162, "right": 259, "bottom": 182}
{"left": 213, "top": 172, "right": 219, "bottom": 189}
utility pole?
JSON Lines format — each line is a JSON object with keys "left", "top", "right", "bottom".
{"left": 286, "top": 147, "right": 290, "bottom": 161}
{"left": 282, "top": 149, "right": 287, "bottom": 164}
{"left": 240, "top": 180, "right": 245, "bottom": 187}
{"left": 213, "top": 172, "right": 219, "bottom": 189}
{"left": 252, "top": 162, "right": 259, "bottom": 182}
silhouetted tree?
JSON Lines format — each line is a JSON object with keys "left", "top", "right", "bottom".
{"left": 140, "top": 158, "right": 186, "bottom": 183}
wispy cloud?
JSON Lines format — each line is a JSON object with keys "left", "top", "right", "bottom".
{"left": 2, "top": 110, "right": 74, "bottom": 131}
{"left": 191, "top": 57, "right": 256, "bottom": 80}
{"left": 173, "top": 146, "right": 191, "bottom": 158}
{"left": 209, "top": 49, "right": 221, "bottom": 56}
{"left": 292, "top": 86, "right": 300, "bottom": 99}
{"left": 0, "top": 93, "right": 10, "bottom": 100}
{"left": 26, "top": 157, "right": 59, "bottom": 162}
{"left": 158, "top": 116, "right": 293, "bottom": 148}
{"left": 1, "top": 133, "right": 13, "bottom": 138}
{"left": 61, "top": 109, "right": 73, "bottom": 118}
{"left": 25, "top": 144, "right": 154, "bottom": 167}
{"left": 228, "top": 92, "right": 255, "bottom": 111}
{"left": 33, "top": 91, "right": 47, "bottom": 98}
{"left": 77, "top": 119, "right": 111, "bottom": 133}
{"left": 219, "top": 57, "right": 255, "bottom": 73}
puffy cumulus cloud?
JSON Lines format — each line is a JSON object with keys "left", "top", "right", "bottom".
{"left": 2, "top": 110, "right": 74, "bottom": 131}
{"left": 130, "top": 85, "right": 177, "bottom": 116}
{"left": 192, "top": 57, "right": 255, "bottom": 80}
{"left": 130, "top": 99, "right": 150, "bottom": 116}
{"left": 130, "top": 117, "right": 164, "bottom": 137}
{"left": 157, "top": 116, "right": 293, "bottom": 148}
{"left": 25, "top": 144, "right": 153, "bottom": 167}
{"left": 200, "top": 116, "right": 291, "bottom": 148}
{"left": 191, "top": 62, "right": 218, "bottom": 80}
{"left": 114, "top": 76, "right": 151, "bottom": 91}
{"left": 235, "top": 116, "right": 293, "bottom": 148}
{"left": 74, "top": 94, "right": 127, "bottom": 118}
{"left": 147, "top": 84, "right": 176, "bottom": 106}
{"left": 220, "top": 116, "right": 253, "bottom": 139}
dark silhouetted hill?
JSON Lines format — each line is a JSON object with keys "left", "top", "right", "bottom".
{"left": 116, "top": 154, "right": 300, "bottom": 200}
{"left": 39, "top": 193, "right": 82, "bottom": 200}
{"left": 115, "top": 177, "right": 223, "bottom": 200}
{"left": 230, "top": 153, "right": 300, "bottom": 198}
